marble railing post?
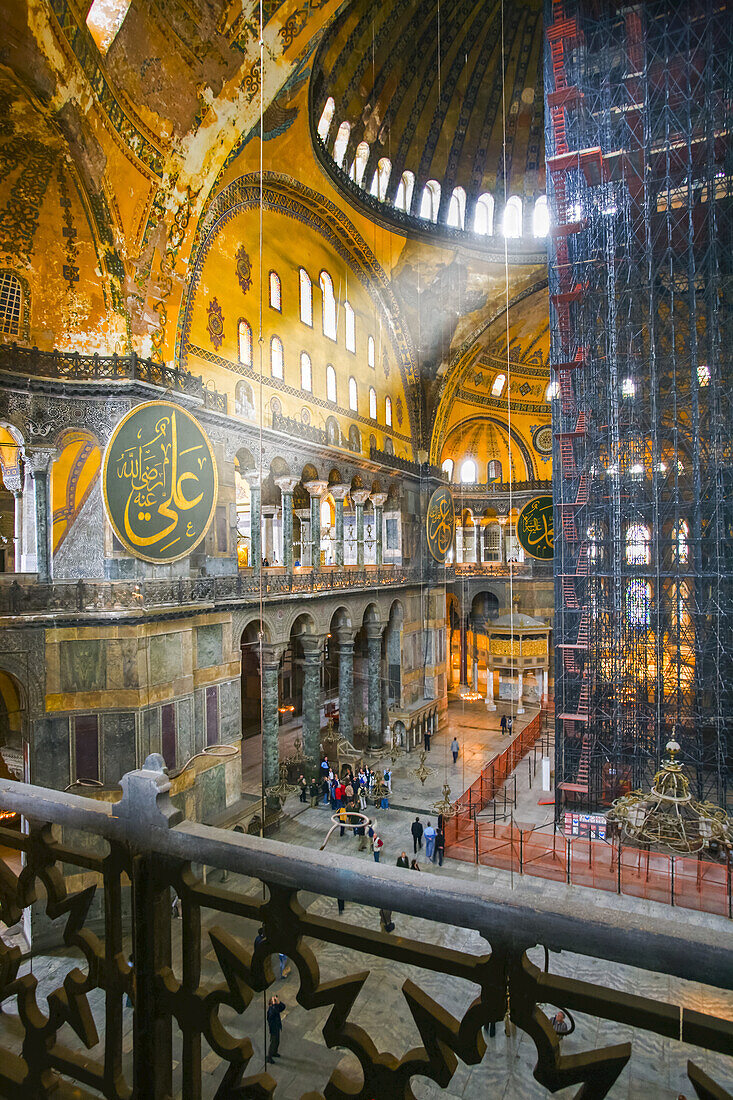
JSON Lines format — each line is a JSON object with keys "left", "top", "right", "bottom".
{"left": 365, "top": 621, "right": 384, "bottom": 748}
{"left": 261, "top": 644, "right": 284, "bottom": 788}
{"left": 335, "top": 628, "right": 356, "bottom": 742}
{"left": 242, "top": 469, "right": 261, "bottom": 569}
{"left": 26, "top": 448, "right": 55, "bottom": 583}
{"left": 275, "top": 476, "right": 299, "bottom": 572}
{"left": 294, "top": 508, "right": 311, "bottom": 566}
{"left": 351, "top": 489, "right": 370, "bottom": 568}
{"left": 330, "top": 484, "right": 350, "bottom": 567}
{"left": 300, "top": 634, "right": 324, "bottom": 768}
{"left": 304, "top": 480, "right": 328, "bottom": 572}
{"left": 369, "top": 492, "right": 388, "bottom": 566}
{"left": 2, "top": 466, "right": 22, "bottom": 571}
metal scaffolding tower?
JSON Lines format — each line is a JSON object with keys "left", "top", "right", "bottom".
{"left": 546, "top": 0, "right": 733, "bottom": 815}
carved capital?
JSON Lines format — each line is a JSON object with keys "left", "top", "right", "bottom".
{"left": 369, "top": 492, "right": 388, "bottom": 508}
{"left": 350, "top": 489, "right": 370, "bottom": 506}
{"left": 304, "top": 479, "right": 328, "bottom": 499}
{"left": 260, "top": 643, "right": 285, "bottom": 669}
{"left": 329, "top": 483, "right": 351, "bottom": 503}
{"left": 25, "top": 448, "right": 56, "bottom": 476}
{"left": 300, "top": 633, "right": 326, "bottom": 660}
{"left": 240, "top": 468, "right": 261, "bottom": 489}
{"left": 275, "top": 476, "right": 299, "bottom": 496}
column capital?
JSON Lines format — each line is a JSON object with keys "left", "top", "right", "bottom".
{"left": 294, "top": 508, "right": 310, "bottom": 520}
{"left": 369, "top": 491, "right": 388, "bottom": 508}
{"left": 240, "top": 468, "right": 261, "bottom": 489}
{"left": 303, "top": 479, "right": 328, "bottom": 499}
{"left": 364, "top": 620, "right": 385, "bottom": 641}
{"left": 25, "top": 448, "right": 56, "bottom": 475}
{"left": 350, "top": 488, "right": 370, "bottom": 506}
{"left": 300, "top": 633, "right": 326, "bottom": 659}
{"left": 275, "top": 475, "right": 299, "bottom": 495}
{"left": 334, "top": 627, "right": 357, "bottom": 647}
{"left": 329, "top": 483, "right": 351, "bottom": 502}
{"left": 260, "top": 643, "right": 285, "bottom": 668}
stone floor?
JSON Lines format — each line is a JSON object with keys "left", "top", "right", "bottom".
{"left": 1, "top": 694, "right": 731, "bottom": 1097}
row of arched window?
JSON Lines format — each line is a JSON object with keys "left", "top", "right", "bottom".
{"left": 265, "top": 266, "right": 375, "bottom": 363}
{"left": 318, "top": 100, "right": 549, "bottom": 238}
{"left": 588, "top": 521, "right": 690, "bottom": 566}
{"left": 237, "top": 319, "right": 392, "bottom": 423}
{"left": 441, "top": 458, "right": 503, "bottom": 484}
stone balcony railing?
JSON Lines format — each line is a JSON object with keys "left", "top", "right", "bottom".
{"left": 0, "top": 764, "right": 730, "bottom": 1098}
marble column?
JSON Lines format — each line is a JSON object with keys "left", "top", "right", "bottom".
{"left": 498, "top": 516, "right": 508, "bottom": 564}
{"left": 262, "top": 505, "right": 276, "bottom": 563}
{"left": 304, "top": 479, "right": 328, "bottom": 572}
{"left": 275, "top": 477, "right": 299, "bottom": 572}
{"left": 370, "top": 491, "right": 388, "bottom": 567}
{"left": 242, "top": 469, "right": 261, "bottom": 569}
{"left": 485, "top": 664, "right": 496, "bottom": 710}
{"left": 472, "top": 657, "right": 479, "bottom": 692}
{"left": 517, "top": 671, "right": 525, "bottom": 715}
{"left": 459, "top": 615, "right": 468, "bottom": 687}
{"left": 542, "top": 666, "right": 549, "bottom": 703}
{"left": 1, "top": 466, "right": 23, "bottom": 571}
{"left": 330, "top": 484, "right": 350, "bottom": 567}
{"left": 26, "top": 448, "right": 55, "bottom": 583}
{"left": 365, "top": 621, "right": 383, "bottom": 748}
{"left": 335, "top": 628, "right": 356, "bottom": 742}
{"left": 261, "top": 644, "right": 283, "bottom": 788}
{"left": 294, "top": 508, "right": 311, "bottom": 566}
{"left": 476, "top": 522, "right": 483, "bottom": 564}
{"left": 300, "top": 634, "right": 324, "bottom": 768}
{"left": 351, "top": 489, "right": 370, "bottom": 568}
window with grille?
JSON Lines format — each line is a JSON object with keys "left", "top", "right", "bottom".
{"left": 0, "top": 272, "right": 22, "bottom": 336}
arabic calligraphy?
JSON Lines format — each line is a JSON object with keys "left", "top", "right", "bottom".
{"left": 102, "top": 402, "right": 218, "bottom": 563}
{"left": 426, "top": 486, "right": 455, "bottom": 562}
{"left": 516, "top": 495, "right": 554, "bottom": 560}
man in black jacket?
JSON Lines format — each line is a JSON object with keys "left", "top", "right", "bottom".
{"left": 411, "top": 817, "right": 423, "bottom": 854}
{"left": 267, "top": 995, "right": 286, "bottom": 1063}
{"left": 396, "top": 851, "right": 410, "bottom": 868}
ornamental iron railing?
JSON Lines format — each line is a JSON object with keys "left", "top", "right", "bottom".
{"left": 0, "top": 765, "right": 731, "bottom": 1098}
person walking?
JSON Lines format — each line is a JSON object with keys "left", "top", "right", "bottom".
{"left": 360, "top": 818, "right": 372, "bottom": 851}
{"left": 435, "top": 827, "right": 445, "bottom": 867}
{"left": 424, "top": 820, "right": 436, "bottom": 861}
{"left": 450, "top": 737, "right": 459, "bottom": 764}
{"left": 383, "top": 767, "right": 392, "bottom": 793}
{"left": 507, "top": 715, "right": 513, "bottom": 738}
{"left": 396, "top": 851, "right": 410, "bottom": 868}
{"left": 372, "top": 834, "right": 384, "bottom": 862}
{"left": 339, "top": 806, "right": 349, "bottom": 836}
{"left": 500, "top": 714, "right": 507, "bottom": 736}
{"left": 411, "top": 816, "right": 423, "bottom": 854}
{"left": 266, "top": 995, "right": 286, "bottom": 1063}
{"left": 424, "top": 728, "right": 431, "bottom": 751}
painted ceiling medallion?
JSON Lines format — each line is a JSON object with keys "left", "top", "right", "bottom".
{"left": 206, "top": 298, "right": 224, "bottom": 349}
{"left": 532, "top": 424, "right": 553, "bottom": 457}
{"left": 235, "top": 244, "right": 253, "bottom": 295}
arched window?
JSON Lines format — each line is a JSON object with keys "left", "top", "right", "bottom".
{"left": 473, "top": 193, "right": 494, "bottom": 235}
{"left": 625, "top": 523, "right": 650, "bottom": 565}
{"left": 442, "top": 458, "right": 454, "bottom": 480}
{"left": 488, "top": 460, "right": 502, "bottom": 481}
{"left": 546, "top": 379, "right": 560, "bottom": 401}
{"left": 0, "top": 271, "right": 23, "bottom": 335}
{"left": 385, "top": 395, "right": 392, "bottom": 427}
{"left": 317, "top": 96, "right": 335, "bottom": 141}
{"left": 300, "top": 351, "right": 312, "bottom": 392}
{"left": 235, "top": 380, "right": 254, "bottom": 418}
{"left": 348, "top": 376, "right": 358, "bottom": 411}
{"left": 367, "top": 335, "right": 375, "bottom": 369}
{"left": 533, "top": 195, "right": 550, "bottom": 237}
{"left": 270, "top": 336, "right": 284, "bottom": 379}
{"left": 370, "top": 158, "right": 391, "bottom": 201}
{"left": 320, "top": 498, "right": 332, "bottom": 529}
{"left": 491, "top": 373, "right": 506, "bottom": 397}
{"left": 237, "top": 319, "right": 252, "bottom": 366}
{"left": 344, "top": 301, "right": 355, "bottom": 352}
{"left": 626, "top": 580, "right": 651, "bottom": 626}
{"left": 299, "top": 268, "right": 312, "bottom": 326}
{"left": 395, "top": 170, "right": 415, "bottom": 212}
{"left": 503, "top": 196, "right": 523, "bottom": 238}
{"left": 333, "top": 121, "right": 351, "bottom": 168}
{"left": 460, "top": 459, "right": 477, "bottom": 484}
{"left": 674, "top": 519, "right": 689, "bottom": 563}
{"left": 269, "top": 271, "right": 281, "bottom": 311}
{"left": 369, "top": 386, "right": 377, "bottom": 419}
{"left": 447, "top": 186, "right": 466, "bottom": 229}
{"left": 326, "top": 364, "right": 337, "bottom": 403}
{"left": 320, "top": 270, "right": 337, "bottom": 340}
{"left": 420, "top": 180, "right": 441, "bottom": 222}
{"left": 350, "top": 141, "right": 369, "bottom": 186}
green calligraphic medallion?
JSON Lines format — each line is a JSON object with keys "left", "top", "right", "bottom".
{"left": 102, "top": 401, "right": 218, "bottom": 564}
{"left": 426, "top": 485, "right": 455, "bottom": 563}
{"left": 516, "top": 495, "right": 554, "bottom": 560}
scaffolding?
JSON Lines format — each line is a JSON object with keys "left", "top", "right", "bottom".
{"left": 545, "top": 0, "right": 733, "bottom": 815}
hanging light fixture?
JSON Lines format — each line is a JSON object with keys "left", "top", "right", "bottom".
{"left": 608, "top": 740, "right": 732, "bottom": 855}
{"left": 411, "top": 749, "right": 433, "bottom": 786}
{"left": 433, "top": 781, "right": 459, "bottom": 819}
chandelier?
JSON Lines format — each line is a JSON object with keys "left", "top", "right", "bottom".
{"left": 433, "top": 782, "right": 459, "bottom": 819}
{"left": 411, "top": 749, "right": 433, "bottom": 786}
{"left": 608, "top": 740, "right": 732, "bottom": 855}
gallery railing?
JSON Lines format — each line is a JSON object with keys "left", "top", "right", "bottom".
{"left": 0, "top": 764, "right": 731, "bottom": 1099}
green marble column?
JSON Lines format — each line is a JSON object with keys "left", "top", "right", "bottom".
{"left": 370, "top": 492, "right": 388, "bottom": 567}
{"left": 275, "top": 477, "right": 299, "bottom": 572}
{"left": 365, "top": 621, "right": 383, "bottom": 748}
{"left": 300, "top": 635, "right": 324, "bottom": 768}
{"left": 261, "top": 645, "right": 282, "bottom": 788}
{"left": 27, "top": 448, "right": 55, "bottom": 582}
{"left": 336, "top": 630, "right": 355, "bottom": 741}
{"left": 351, "top": 489, "right": 369, "bottom": 568}
{"left": 243, "top": 469, "right": 261, "bottom": 570}
{"left": 304, "top": 479, "right": 327, "bottom": 573}
{"left": 331, "top": 484, "right": 349, "bottom": 568}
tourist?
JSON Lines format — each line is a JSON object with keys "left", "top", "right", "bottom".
{"left": 339, "top": 806, "right": 349, "bottom": 836}
{"left": 424, "top": 820, "right": 436, "bottom": 861}
{"left": 451, "top": 736, "right": 459, "bottom": 764}
{"left": 424, "top": 728, "right": 431, "bottom": 751}
{"left": 411, "top": 816, "right": 423, "bottom": 853}
{"left": 435, "top": 827, "right": 445, "bottom": 866}
{"left": 321, "top": 777, "right": 330, "bottom": 805}
{"left": 550, "top": 1010, "right": 571, "bottom": 1038}
{"left": 372, "top": 833, "right": 384, "bottom": 862}
{"left": 320, "top": 756, "right": 329, "bottom": 777}
{"left": 410, "top": 859, "right": 421, "bottom": 871}
{"left": 309, "top": 778, "right": 319, "bottom": 807}
{"left": 396, "top": 851, "right": 409, "bottom": 868}
{"left": 337, "top": 898, "right": 345, "bottom": 914}
{"left": 383, "top": 767, "right": 392, "bottom": 793}
{"left": 358, "top": 786, "right": 367, "bottom": 812}
{"left": 344, "top": 778, "right": 354, "bottom": 803}
{"left": 298, "top": 774, "right": 308, "bottom": 802}
{"left": 266, "top": 995, "right": 286, "bottom": 1063}
{"left": 507, "top": 715, "right": 513, "bottom": 737}
{"left": 500, "top": 714, "right": 507, "bottom": 736}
